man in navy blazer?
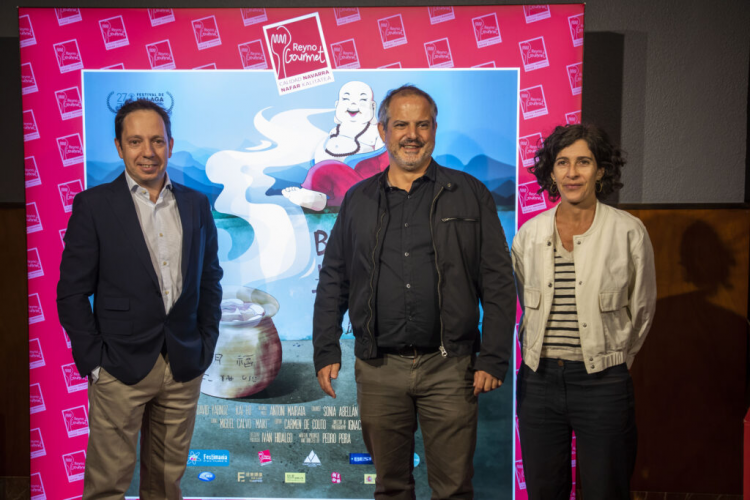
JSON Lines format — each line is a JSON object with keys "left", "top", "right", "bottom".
{"left": 57, "top": 99, "right": 223, "bottom": 499}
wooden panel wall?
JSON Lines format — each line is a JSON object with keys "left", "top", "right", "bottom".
{"left": 625, "top": 207, "right": 749, "bottom": 494}
{"left": 0, "top": 204, "right": 30, "bottom": 479}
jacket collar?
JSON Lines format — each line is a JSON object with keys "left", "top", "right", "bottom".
{"left": 546, "top": 200, "right": 608, "bottom": 239}
{"left": 377, "top": 158, "right": 457, "bottom": 192}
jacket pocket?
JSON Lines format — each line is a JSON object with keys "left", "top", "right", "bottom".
{"left": 98, "top": 318, "right": 133, "bottom": 336}
{"left": 520, "top": 287, "right": 542, "bottom": 348}
{"left": 524, "top": 288, "right": 541, "bottom": 309}
{"left": 441, "top": 216, "right": 478, "bottom": 223}
{"left": 598, "top": 289, "right": 632, "bottom": 349}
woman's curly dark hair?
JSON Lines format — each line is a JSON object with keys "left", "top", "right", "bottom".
{"left": 529, "top": 124, "right": 625, "bottom": 202}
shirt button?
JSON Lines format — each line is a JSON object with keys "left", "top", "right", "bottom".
{"left": 577, "top": 241, "right": 581, "bottom": 245}
{"left": 547, "top": 241, "right": 551, "bottom": 246}
{"left": 589, "top": 357, "right": 593, "bottom": 361}
{"left": 578, "top": 281, "right": 582, "bottom": 285}
{"left": 557, "top": 360, "right": 564, "bottom": 367}
{"left": 582, "top": 323, "right": 587, "bottom": 328}
{"left": 590, "top": 364, "right": 595, "bottom": 369}
{"left": 163, "top": 261, "right": 167, "bottom": 266}
{"left": 548, "top": 282, "right": 552, "bottom": 288}
{"left": 404, "top": 252, "right": 409, "bottom": 257}
{"left": 406, "top": 284, "right": 411, "bottom": 289}
{"left": 159, "top": 233, "right": 164, "bottom": 237}
{"left": 165, "top": 290, "right": 169, "bottom": 295}
{"left": 404, "top": 223, "right": 409, "bottom": 228}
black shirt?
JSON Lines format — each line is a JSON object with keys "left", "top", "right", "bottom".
{"left": 375, "top": 164, "right": 441, "bottom": 349}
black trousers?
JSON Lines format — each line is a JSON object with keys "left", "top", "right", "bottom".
{"left": 517, "top": 359, "right": 637, "bottom": 500}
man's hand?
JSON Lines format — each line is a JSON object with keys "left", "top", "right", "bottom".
{"left": 473, "top": 370, "right": 501, "bottom": 396}
{"left": 317, "top": 363, "right": 341, "bottom": 399}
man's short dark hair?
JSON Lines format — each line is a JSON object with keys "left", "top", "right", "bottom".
{"left": 378, "top": 84, "right": 438, "bottom": 129}
{"left": 114, "top": 99, "right": 172, "bottom": 143}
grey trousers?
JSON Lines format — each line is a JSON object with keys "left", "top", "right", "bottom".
{"left": 355, "top": 352, "right": 478, "bottom": 500}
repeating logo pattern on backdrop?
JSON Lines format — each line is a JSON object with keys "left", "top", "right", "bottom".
{"left": 19, "top": 6, "right": 583, "bottom": 499}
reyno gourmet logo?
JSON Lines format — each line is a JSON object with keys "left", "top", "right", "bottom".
{"left": 29, "top": 338, "right": 45, "bottom": 368}
{"left": 63, "top": 450, "right": 87, "bottom": 482}
{"left": 239, "top": 40, "right": 267, "bottom": 70}
{"left": 263, "top": 13, "right": 333, "bottom": 95}
{"left": 148, "top": 9, "right": 175, "bottom": 27}
{"left": 54, "top": 40, "right": 84, "bottom": 73}
{"left": 62, "top": 405, "right": 89, "bottom": 438}
{"left": 519, "top": 133, "right": 543, "bottom": 167}
{"left": 258, "top": 449, "right": 272, "bottom": 465}
{"left": 57, "top": 134, "right": 84, "bottom": 167}
{"left": 334, "top": 8, "right": 360, "bottom": 26}
{"left": 378, "top": 14, "right": 407, "bottom": 49}
{"left": 241, "top": 8, "right": 268, "bottom": 26}
{"left": 62, "top": 362, "right": 88, "bottom": 393}
{"left": 99, "top": 16, "right": 129, "bottom": 50}
{"left": 19, "top": 15, "right": 36, "bottom": 47}
{"left": 21, "top": 63, "right": 38, "bottom": 94}
{"left": 520, "top": 85, "right": 548, "bottom": 119}
{"left": 63, "top": 326, "right": 72, "bottom": 348}
{"left": 569, "top": 14, "right": 584, "bottom": 47}
{"left": 55, "top": 87, "right": 83, "bottom": 120}
{"left": 566, "top": 110, "right": 582, "bottom": 124}
{"left": 428, "top": 6, "right": 455, "bottom": 25}
{"left": 25, "top": 156, "right": 41, "bottom": 188}
{"left": 567, "top": 62, "right": 583, "bottom": 95}
{"left": 30, "top": 428, "right": 46, "bottom": 458}
{"left": 424, "top": 38, "right": 454, "bottom": 68}
{"left": 523, "top": 5, "right": 552, "bottom": 23}
{"left": 31, "top": 472, "right": 45, "bottom": 500}
{"left": 28, "top": 248, "right": 43, "bottom": 279}
{"left": 518, "top": 181, "right": 547, "bottom": 214}
{"left": 515, "top": 459, "right": 527, "bottom": 489}
{"left": 192, "top": 16, "right": 222, "bottom": 50}
{"left": 472, "top": 13, "right": 502, "bottom": 48}
{"left": 59, "top": 180, "right": 83, "bottom": 213}
{"left": 55, "top": 8, "right": 82, "bottom": 25}
{"left": 28, "top": 293, "right": 44, "bottom": 324}
{"left": 331, "top": 39, "right": 360, "bottom": 69}
{"left": 146, "top": 40, "right": 176, "bottom": 70}
{"left": 30, "top": 383, "right": 46, "bottom": 414}
{"left": 519, "top": 36, "right": 549, "bottom": 72}
{"left": 23, "top": 110, "right": 40, "bottom": 141}
{"left": 26, "top": 202, "right": 42, "bottom": 234}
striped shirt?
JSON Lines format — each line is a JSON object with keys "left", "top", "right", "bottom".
{"left": 541, "top": 227, "right": 583, "bottom": 361}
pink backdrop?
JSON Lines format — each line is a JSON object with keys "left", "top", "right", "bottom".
{"left": 20, "top": 6, "right": 584, "bottom": 499}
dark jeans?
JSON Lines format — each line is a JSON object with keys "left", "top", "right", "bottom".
{"left": 517, "top": 359, "right": 637, "bottom": 500}
{"left": 355, "top": 353, "right": 477, "bottom": 500}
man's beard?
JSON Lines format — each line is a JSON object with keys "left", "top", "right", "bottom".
{"left": 391, "top": 139, "right": 433, "bottom": 172}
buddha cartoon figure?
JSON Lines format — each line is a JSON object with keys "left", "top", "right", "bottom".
{"left": 283, "top": 80, "right": 387, "bottom": 211}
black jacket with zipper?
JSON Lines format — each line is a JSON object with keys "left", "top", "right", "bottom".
{"left": 312, "top": 160, "right": 516, "bottom": 381}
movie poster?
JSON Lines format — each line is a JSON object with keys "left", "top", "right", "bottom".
{"left": 83, "top": 68, "right": 519, "bottom": 498}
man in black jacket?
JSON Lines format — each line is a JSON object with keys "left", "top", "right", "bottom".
{"left": 313, "top": 85, "right": 516, "bottom": 499}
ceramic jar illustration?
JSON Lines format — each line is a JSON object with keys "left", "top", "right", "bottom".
{"left": 200, "top": 286, "right": 282, "bottom": 398}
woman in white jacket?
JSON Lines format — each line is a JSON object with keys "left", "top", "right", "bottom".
{"left": 512, "top": 124, "right": 656, "bottom": 499}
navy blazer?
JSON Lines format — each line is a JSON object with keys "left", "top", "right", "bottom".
{"left": 57, "top": 172, "right": 223, "bottom": 385}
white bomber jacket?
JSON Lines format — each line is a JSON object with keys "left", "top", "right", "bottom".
{"left": 512, "top": 201, "right": 656, "bottom": 374}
